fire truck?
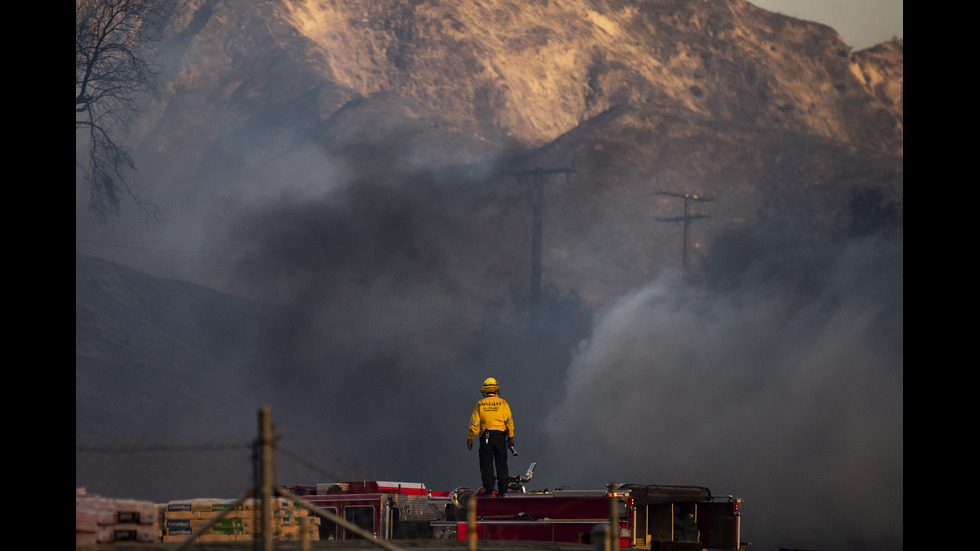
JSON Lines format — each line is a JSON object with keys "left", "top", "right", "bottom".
{"left": 283, "top": 462, "right": 746, "bottom": 549}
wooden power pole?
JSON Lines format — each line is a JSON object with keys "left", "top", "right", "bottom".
{"left": 656, "top": 191, "right": 713, "bottom": 273}
{"left": 258, "top": 407, "right": 276, "bottom": 551}
{"left": 507, "top": 167, "right": 575, "bottom": 304}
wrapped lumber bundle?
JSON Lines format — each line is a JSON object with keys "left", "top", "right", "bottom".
{"left": 75, "top": 489, "right": 159, "bottom": 544}
{"left": 274, "top": 507, "right": 322, "bottom": 542}
{"left": 162, "top": 497, "right": 319, "bottom": 543}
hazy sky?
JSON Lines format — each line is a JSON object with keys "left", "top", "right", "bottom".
{"left": 749, "top": 0, "right": 903, "bottom": 49}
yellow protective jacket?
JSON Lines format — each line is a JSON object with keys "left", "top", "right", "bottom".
{"left": 468, "top": 395, "right": 514, "bottom": 440}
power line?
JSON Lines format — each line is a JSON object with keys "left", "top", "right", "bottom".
{"left": 76, "top": 442, "right": 253, "bottom": 454}
{"left": 277, "top": 445, "right": 345, "bottom": 481}
{"left": 76, "top": 238, "right": 239, "bottom": 255}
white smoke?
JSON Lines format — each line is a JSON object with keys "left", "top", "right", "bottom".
{"left": 540, "top": 231, "right": 903, "bottom": 551}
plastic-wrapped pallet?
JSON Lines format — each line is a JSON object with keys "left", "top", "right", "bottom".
{"left": 274, "top": 507, "right": 321, "bottom": 541}
{"left": 162, "top": 498, "right": 241, "bottom": 543}
{"left": 75, "top": 489, "right": 158, "bottom": 544}
{"left": 162, "top": 497, "right": 318, "bottom": 543}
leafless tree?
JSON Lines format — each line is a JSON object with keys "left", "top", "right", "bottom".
{"left": 76, "top": 0, "right": 164, "bottom": 223}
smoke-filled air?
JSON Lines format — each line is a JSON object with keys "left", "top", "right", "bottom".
{"left": 543, "top": 228, "right": 903, "bottom": 550}
{"left": 196, "top": 175, "right": 903, "bottom": 551}
{"left": 77, "top": 160, "right": 903, "bottom": 551}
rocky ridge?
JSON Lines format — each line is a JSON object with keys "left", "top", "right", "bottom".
{"left": 112, "top": 0, "right": 902, "bottom": 300}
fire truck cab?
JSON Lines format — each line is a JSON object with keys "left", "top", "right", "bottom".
{"left": 622, "top": 484, "right": 745, "bottom": 550}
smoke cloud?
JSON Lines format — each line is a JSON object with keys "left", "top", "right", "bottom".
{"left": 541, "top": 227, "right": 903, "bottom": 551}
{"left": 77, "top": 164, "right": 902, "bottom": 551}
{"left": 218, "top": 182, "right": 901, "bottom": 551}
{"left": 77, "top": 121, "right": 902, "bottom": 551}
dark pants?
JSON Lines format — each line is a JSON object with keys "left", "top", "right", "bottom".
{"left": 478, "top": 430, "right": 509, "bottom": 495}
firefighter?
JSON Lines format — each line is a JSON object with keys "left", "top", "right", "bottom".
{"left": 466, "top": 377, "right": 515, "bottom": 496}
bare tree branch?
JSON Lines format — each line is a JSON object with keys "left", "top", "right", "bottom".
{"left": 76, "top": 0, "right": 164, "bottom": 223}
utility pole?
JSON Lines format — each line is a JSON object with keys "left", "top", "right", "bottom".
{"left": 258, "top": 407, "right": 276, "bottom": 551}
{"left": 656, "top": 191, "right": 713, "bottom": 274}
{"left": 607, "top": 482, "right": 620, "bottom": 550}
{"left": 507, "top": 167, "right": 575, "bottom": 305}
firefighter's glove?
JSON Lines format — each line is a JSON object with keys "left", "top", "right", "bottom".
{"left": 467, "top": 439, "right": 473, "bottom": 450}
{"left": 506, "top": 437, "right": 515, "bottom": 448}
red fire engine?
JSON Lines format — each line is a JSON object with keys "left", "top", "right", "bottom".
{"left": 284, "top": 462, "right": 746, "bottom": 549}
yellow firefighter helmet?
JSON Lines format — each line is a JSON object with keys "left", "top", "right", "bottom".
{"left": 481, "top": 377, "right": 500, "bottom": 394}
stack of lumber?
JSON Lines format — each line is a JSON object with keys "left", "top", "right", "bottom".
{"left": 162, "top": 497, "right": 320, "bottom": 543}
{"left": 75, "top": 489, "right": 159, "bottom": 545}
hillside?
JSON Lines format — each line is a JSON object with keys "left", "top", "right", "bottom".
{"left": 91, "top": 0, "right": 903, "bottom": 304}
{"left": 75, "top": 254, "right": 264, "bottom": 438}
{"left": 143, "top": 0, "right": 902, "bottom": 155}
